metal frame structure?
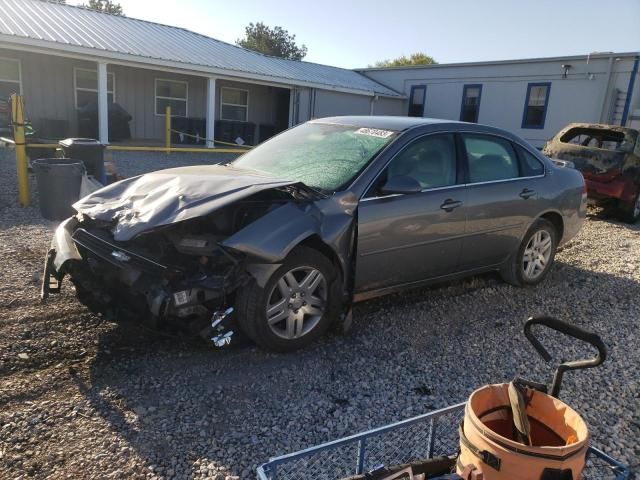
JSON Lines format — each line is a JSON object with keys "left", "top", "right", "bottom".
{"left": 256, "top": 403, "right": 633, "bottom": 480}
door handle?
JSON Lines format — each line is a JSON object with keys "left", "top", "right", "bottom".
{"left": 440, "top": 199, "right": 462, "bottom": 212}
{"left": 520, "top": 188, "right": 536, "bottom": 200}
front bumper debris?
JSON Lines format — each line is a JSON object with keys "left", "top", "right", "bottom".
{"left": 41, "top": 216, "right": 82, "bottom": 301}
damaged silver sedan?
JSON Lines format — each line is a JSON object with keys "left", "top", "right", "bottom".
{"left": 42, "top": 117, "right": 587, "bottom": 351}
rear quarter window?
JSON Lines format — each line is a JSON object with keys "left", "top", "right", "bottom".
{"left": 515, "top": 145, "right": 545, "bottom": 176}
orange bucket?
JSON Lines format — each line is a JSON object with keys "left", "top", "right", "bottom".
{"left": 457, "top": 383, "right": 589, "bottom": 479}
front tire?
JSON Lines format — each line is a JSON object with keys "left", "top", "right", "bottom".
{"left": 500, "top": 218, "right": 558, "bottom": 287}
{"left": 236, "top": 246, "right": 341, "bottom": 352}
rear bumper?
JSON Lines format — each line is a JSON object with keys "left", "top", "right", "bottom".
{"left": 585, "top": 175, "right": 637, "bottom": 205}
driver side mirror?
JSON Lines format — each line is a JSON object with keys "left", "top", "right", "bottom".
{"left": 381, "top": 175, "right": 422, "bottom": 195}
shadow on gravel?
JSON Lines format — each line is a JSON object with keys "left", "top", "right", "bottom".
{"left": 71, "top": 255, "right": 640, "bottom": 478}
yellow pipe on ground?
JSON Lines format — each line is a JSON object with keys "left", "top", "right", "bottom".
{"left": 11, "top": 94, "right": 29, "bottom": 207}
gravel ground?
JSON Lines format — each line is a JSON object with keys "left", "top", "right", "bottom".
{"left": 1, "top": 147, "right": 638, "bottom": 479}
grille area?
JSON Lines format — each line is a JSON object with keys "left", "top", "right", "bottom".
{"left": 72, "top": 228, "right": 168, "bottom": 276}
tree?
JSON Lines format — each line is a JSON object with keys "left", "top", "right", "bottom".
{"left": 237, "top": 22, "right": 307, "bottom": 61}
{"left": 372, "top": 53, "right": 437, "bottom": 68}
{"left": 81, "top": 0, "right": 124, "bottom": 15}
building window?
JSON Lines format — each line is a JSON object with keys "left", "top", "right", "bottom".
{"left": 460, "top": 84, "right": 482, "bottom": 123}
{"left": 408, "top": 85, "right": 426, "bottom": 117}
{"left": 155, "top": 79, "right": 188, "bottom": 116}
{"left": 220, "top": 87, "right": 249, "bottom": 122}
{"left": 74, "top": 68, "right": 115, "bottom": 109}
{"left": 0, "top": 57, "right": 21, "bottom": 99}
{"left": 522, "top": 82, "right": 551, "bottom": 129}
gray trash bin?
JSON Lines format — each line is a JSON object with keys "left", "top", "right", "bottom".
{"left": 33, "top": 158, "right": 84, "bottom": 221}
{"left": 58, "top": 138, "right": 106, "bottom": 184}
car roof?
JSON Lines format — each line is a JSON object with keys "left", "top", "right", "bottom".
{"left": 309, "top": 115, "right": 463, "bottom": 131}
{"left": 557, "top": 122, "right": 638, "bottom": 135}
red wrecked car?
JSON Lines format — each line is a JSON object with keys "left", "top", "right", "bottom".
{"left": 543, "top": 123, "right": 640, "bottom": 223}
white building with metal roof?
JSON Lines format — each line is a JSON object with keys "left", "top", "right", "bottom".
{"left": 0, "top": 0, "right": 404, "bottom": 145}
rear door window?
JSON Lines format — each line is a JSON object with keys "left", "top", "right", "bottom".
{"left": 462, "top": 134, "right": 519, "bottom": 183}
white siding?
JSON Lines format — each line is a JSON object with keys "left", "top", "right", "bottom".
{"left": 362, "top": 55, "right": 640, "bottom": 147}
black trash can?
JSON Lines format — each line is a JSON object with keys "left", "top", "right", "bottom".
{"left": 58, "top": 138, "right": 106, "bottom": 184}
{"left": 33, "top": 158, "right": 84, "bottom": 221}
{"left": 171, "top": 117, "right": 190, "bottom": 144}
{"left": 188, "top": 118, "right": 206, "bottom": 145}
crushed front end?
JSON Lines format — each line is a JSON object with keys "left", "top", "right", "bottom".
{"left": 41, "top": 164, "right": 357, "bottom": 347}
{"left": 42, "top": 211, "right": 250, "bottom": 341}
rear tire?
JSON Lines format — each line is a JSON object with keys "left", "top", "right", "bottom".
{"left": 235, "top": 246, "right": 341, "bottom": 352}
{"left": 618, "top": 192, "right": 640, "bottom": 224}
{"left": 500, "top": 218, "right": 558, "bottom": 287}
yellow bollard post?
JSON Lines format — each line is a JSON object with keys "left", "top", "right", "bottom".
{"left": 11, "top": 93, "right": 30, "bottom": 207}
{"left": 165, "top": 105, "right": 171, "bottom": 154}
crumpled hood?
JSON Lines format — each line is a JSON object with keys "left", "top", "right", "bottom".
{"left": 73, "top": 164, "right": 297, "bottom": 241}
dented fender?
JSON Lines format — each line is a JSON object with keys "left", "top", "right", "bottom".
{"left": 222, "top": 191, "right": 358, "bottom": 288}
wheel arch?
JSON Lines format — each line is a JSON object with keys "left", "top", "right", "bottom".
{"left": 538, "top": 210, "right": 564, "bottom": 241}
{"left": 298, "top": 234, "right": 346, "bottom": 284}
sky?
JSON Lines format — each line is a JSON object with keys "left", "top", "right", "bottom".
{"left": 71, "top": 0, "right": 639, "bottom": 69}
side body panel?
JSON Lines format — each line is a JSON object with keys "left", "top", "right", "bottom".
{"left": 355, "top": 187, "right": 467, "bottom": 292}
{"left": 460, "top": 176, "right": 547, "bottom": 269}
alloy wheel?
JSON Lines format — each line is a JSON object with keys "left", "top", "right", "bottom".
{"left": 522, "top": 230, "right": 553, "bottom": 281}
{"left": 265, "top": 266, "right": 328, "bottom": 340}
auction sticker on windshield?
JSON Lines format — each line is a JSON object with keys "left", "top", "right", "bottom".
{"left": 354, "top": 127, "right": 394, "bottom": 138}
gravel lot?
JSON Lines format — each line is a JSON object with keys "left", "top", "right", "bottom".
{"left": 1, "top": 147, "right": 638, "bottom": 479}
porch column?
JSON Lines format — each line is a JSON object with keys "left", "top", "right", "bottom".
{"left": 97, "top": 62, "right": 109, "bottom": 144}
{"left": 206, "top": 77, "right": 216, "bottom": 148}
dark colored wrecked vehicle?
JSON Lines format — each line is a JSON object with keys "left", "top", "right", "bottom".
{"left": 42, "top": 117, "right": 586, "bottom": 351}
{"left": 542, "top": 123, "right": 640, "bottom": 223}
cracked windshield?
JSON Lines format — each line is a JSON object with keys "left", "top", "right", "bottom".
{"left": 232, "top": 122, "right": 397, "bottom": 192}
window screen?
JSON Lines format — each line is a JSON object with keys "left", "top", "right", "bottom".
{"left": 74, "top": 68, "right": 115, "bottom": 109}
{"left": 387, "top": 134, "right": 457, "bottom": 189}
{"left": 155, "top": 79, "right": 188, "bottom": 116}
{"left": 460, "top": 85, "right": 482, "bottom": 123}
{"left": 522, "top": 83, "right": 550, "bottom": 128}
{"left": 221, "top": 87, "right": 249, "bottom": 122}
{"left": 408, "top": 85, "right": 426, "bottom": 117}
{"left": 463, "top": 134, "right": 519, "bottom": 183}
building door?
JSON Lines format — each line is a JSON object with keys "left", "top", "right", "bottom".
{"left": 274, "top": 88, "right": 290, "bottom": 133}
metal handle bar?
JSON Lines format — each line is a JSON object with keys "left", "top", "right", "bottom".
{"left": 524, "top": 316, "right": 607, "bottom": 397}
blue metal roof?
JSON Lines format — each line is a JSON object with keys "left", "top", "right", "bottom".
{"left": 0, "top": 0, "right": 401, "bottom": 97}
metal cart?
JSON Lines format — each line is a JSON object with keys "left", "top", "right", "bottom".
{"left": 256, "top": 402, "right": 632, "bottom": 479}
{"left": 257, "top": 317, "right": 634, "bottom": 480}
